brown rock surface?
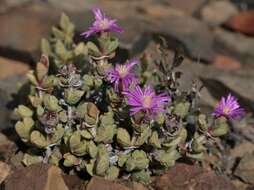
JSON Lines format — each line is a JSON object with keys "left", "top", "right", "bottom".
{"left": 234, "top": 152, "right": 254, "bottom": 185}
{"left": 0, "top": 2, "right": 59, "bottom": 56}
{"left": 226, "top": 11, "right": 254, "bottom": 36}
{"left": 0, "top": 57, "right": 29, "bottom": 79}
{"left": 0, "top": 161, "right": 10, "bottom": 184}
{"left": 153, "top": 163, "right": 237, "bottom": 190}
{"left": 5, "top": 164, "right": 71, "bottom": 190}
{"left": 213, "top": 55, "right": 241, "bottom": 71}
{"left": 85, "top": 177, "right": 131, "bottom": 190}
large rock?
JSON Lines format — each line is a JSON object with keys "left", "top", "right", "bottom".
{"left": 4, "top": 163, "right": 79, "bottom": 190}
{"left": 0, "top": 2, "right": 59, "bottom": 60}
{"left": 165, "top": 0, "right": 207, "bottom": 15}
{"left": 215, "top": 28, "right": 254, "bottom": 65}
{"left": 0, "top": 75, "right": 27, "bottom": 130}
{"left": 234, "top": 152, "right": 254, "bottom": 185}
{"left": 0, "top": 0, "right": 31, "bottom": 14}
{"left": 85, "top": 177, "right": 148, "bottom": 190}
{"left": 101, "top": 2, "right": 216, "bottom": 62}
{"left": 153, "top": 163, "right": 237, "bottom": 190}
{"left": 0, "top": 57, "right": 29, "bottom": 79}
{"left": 85, "top": 177, "right": 130, "bottom": 190}
{"left": 200, "top": 1, "right": 239, "bottom": 26}
{"left": 226, "top": 11, "right": 254, "bottom": 36}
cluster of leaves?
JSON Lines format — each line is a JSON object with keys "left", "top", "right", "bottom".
{"left": 15, "top": 14, "right": 229, "bottom": 183}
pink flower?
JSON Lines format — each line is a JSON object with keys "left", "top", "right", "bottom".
{"left": 212, "top": 94, "right": 244, "bottom": 120}
{"left": 81, "top": 8, "right": 123, "bottom": 38}
{"left": 123, "top": 85, "right": 170, "bottom": 118}
{"left": 107, "top": 60, "right": 138, "bottom": 92}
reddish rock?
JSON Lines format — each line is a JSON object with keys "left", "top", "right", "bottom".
{"left": 153, "top": 163, "right": 237, "bottom": 190}
{"left": 213, "top": 55, "right": 241, "bottom": 71}
{"left": 85, "top": 177, "right": 148, "bottom": 190}
{"left": 0, "top": 2, "right": 59, "bottom": 56}
{"left": 226, "top": 11, "right": 254, "bottom": 35}
{"left": 201, "top": 1, "right": 239, "bottom": 26}
{"left": 0, "top": 57, "right": 29, "bottom": 79}
{"left": 5, "top": 164, "right": 70, "bottom": 190}
{"left": 85, "top": 177, "right": 130, "bottom": 190}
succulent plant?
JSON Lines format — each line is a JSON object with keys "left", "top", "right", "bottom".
{"left": 14, "top": 9, "right": 244, "bottom": 184}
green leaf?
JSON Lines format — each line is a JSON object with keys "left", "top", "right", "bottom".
{"left": 30, "top": 130, "right": 50, "bottom": 148}
{"left": 43, "top": 94, "right": 61, "bottom": 112}
{"left": 15, "top": 117, "right": 34, "bottom": 142}
{"left": 116, "top": 128, "right": 132, "bottom": 148}
{"left": 64, "top": 88, "right": 84, "bottom": 105}
{"left": 86, "top": 41, "right": 101, "bottom": 56}
{"left": 15, "top": 105, "right": 33, "bottom": 118}
{"left": 173, "top": 102, "right": 190, "bottom": 118}
{"left": 41, "top": 38, "right": 51, "bottom": 55}
{"left": 104, "top": 37, "right": 119, "bottom": 54}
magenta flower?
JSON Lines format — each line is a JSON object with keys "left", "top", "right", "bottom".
{"left": 123, "top": 85, "right": 170, "bottom": 117}
{"left": 107, "top": 60, "right": 138, "bottom": 92}
{"left": 212, "top": 94, "right": 244, "bottom": 119}
{"left": 81, "top": 8, "right": 123, "bottom": 38}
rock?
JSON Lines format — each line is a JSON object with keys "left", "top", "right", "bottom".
{"left": 200, "top": 0, "right": 239, "bottom": 26}
{"left": 0, "top": 0, "right": 31, "bottom": 14}
{"left": 153, "top": 163, "right": 237, "bottom": 190}
{"left": 0, "top": 161, "right": 11, "bottom": 184}
{"left": 213, "top": 55, "right": 241, "bottom": 71}
{"left": 166, "top": 0, "right": 207, "bottom": 15}
{"left": 0, "top": 132, "right": 17, "bottom": 163}
{"left": 0, "top": 57, "right": 29, "bottom": 79}
{"left": 231, "top": 0, "right": 254, "bottom": 10}
{"left": 62, "top": 175, "right": 84, "bottom": 190}
{"left": 234, "top": 152, "right": 254, "bottom": 185}
{"left": 231, "top": 179, "right": 250, "bottom": 190}
{"left": 5, "top": 163, "right": 71, "bottom": 190}
{"left": 215, "top": 28, "right": 254, "bottom": 65}
{"left": 85, "top": 177, "right": 148, "bottom": 190}
{"left": 0, "top": 2, "right": 60, "bottom": 60}
{"left": 226, "top": 11, "right": 254, "bottom": 36}
{"left": 85, "top": 177, "right": 130, "bottom": 190}
{"left": 148, "top": 14, "right": 216, "bottom": 62}
{"left": 99, "top": 1, "right": 215, "bottom": 62}
{"left": 0, "top": 75, "right": 27, "bottom": 130}
{"left": 47, "top": 0, "right": 92, "bottom": 12}
{"left": 230, "top": 141, "right": 254, "bottom": 158}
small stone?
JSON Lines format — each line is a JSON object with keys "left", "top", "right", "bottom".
{"left": 226, "top": 11, "right": 254, "bottom": 36}
{"left": 234, "top": 152, "right": 254, "bottom": 185}
{"left": 0, "top": 161, "right": 11, "bottom": 184}
{"left": 201, "top": 1, "right": 239, "bottom": 26}
{"left": 153, "top": 163, "right": 237, "bottom": 190}
{"left": 213, "top": 55, "right": 241, "bottom": 71}
{"left": 5, "top": 163, "right": 70, "bottom": 190}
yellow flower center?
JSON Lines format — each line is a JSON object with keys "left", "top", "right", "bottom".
{"left": 143, "top": 96, "right": 152, "bottom": 108}
{"left": 99, "top": 19, "right": 109, "bottom": 30}
{"left": 117, "top": 66, "right": 128, "bottom": 78}
{"left": 223, "top": 107, "right": 230, "bottom": 114}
